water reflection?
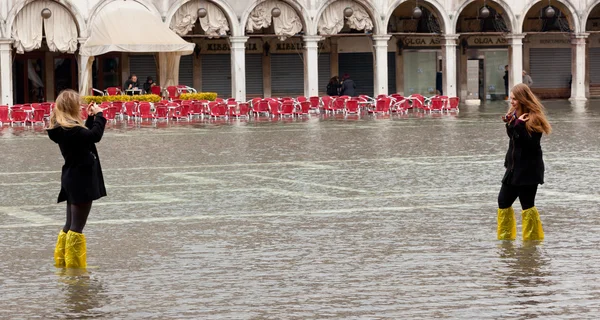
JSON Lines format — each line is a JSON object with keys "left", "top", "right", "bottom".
{"left": 498, "top": 241, "right": 553, "bottom": 296}
{"left": 55, "top": 269, "right": 110, "bottom": 319}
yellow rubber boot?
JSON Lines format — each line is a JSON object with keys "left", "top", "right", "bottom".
{"left": 497, "top": 207, "right": 516, "bottom": 240}
{"left": 522, "top": 206, "right": 544, "bottom": 241}
{"left": 65, "top": 231, "right": 87, "bottom": 268}
{"left": 54, "top": 230, "right": 67, "bottom": 267}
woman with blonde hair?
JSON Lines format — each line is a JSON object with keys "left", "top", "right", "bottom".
{"left": 47, "top": 89, "right": 106, "bottom": 268}
{"left": 497, "top": 83, "right": 551, "bottom": 241}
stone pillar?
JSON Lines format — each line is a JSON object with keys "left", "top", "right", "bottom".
{"left": 458, "top": 43, "right": 468, "bottom": 100}
{"left": 329, "top": 37, "right": 338, "bottom": 78}
{"left": 0, "top": 40, "right": 13, "bottom": 106}
{"left": 262, "top": 51, "right": 271, "bottom": 98}
{"left": 508, "top": 34, "right": 525, "bottom": 92}
{"left": 193, "top": 53, "right": 202, "bottom": 91}
{"left": 570, "top": 33, "right": 589, "bottom": 101}
{"left": 45, "top": 52, "right": 55, "bottom": 101}
{"left": 304, "top": 36, "right": 321, "bottom": 98}
{"left": 229, "top": 36, "right": 248, "bottom": 102}
{"left": 373, "top": 35, "right": 391, "bottom": 96}
{"left": 442, "top": 35, "right": 458, "bottom": 97}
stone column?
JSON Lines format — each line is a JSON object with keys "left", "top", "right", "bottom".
{"left": 442, "top": 35, "right": 458, "bottom": 97}
{"left": 507, "top": 34, "right": 525, "bottom": 92}
{"left": 304, "top": 36, "right": 321, "bottom": 98}
{"left": 262, "top": 53, "right": 271, "bottom": 98}
{"left": 329, "top": 37, "right": 338, "bottom": 77}
{"left": 570, "top": 33, "right": 589, "bottom": 101}
{"left": 373, "top": 35, "right": 391, "bottom": 96}
{"left": 0, "top": 40, "right": 13, "bottom": 106}
{"left": 193, "top": 53, "right": 202, "bottom": 91}
{"left": 229, "top": 36, "right": 248, "bottom": 102}
{"left": 395, "top": 38, "right": 404, "bottom": 95}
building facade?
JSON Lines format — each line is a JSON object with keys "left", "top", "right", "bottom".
{"left": 1, "top": 0, "right": 599, "bottom": 105}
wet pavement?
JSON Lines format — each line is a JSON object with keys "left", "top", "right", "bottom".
{"left": 1, "top": 101, "right": 600, "bottom": 319}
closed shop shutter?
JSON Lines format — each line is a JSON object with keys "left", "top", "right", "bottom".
{"left": 246, "top": 54, "right": 263, "bottom": 97}
{"left": 589, "top": 48, "right": 600, "bottom": 85}
{"left": 202, "top": 54, "right": 231, "bottom": 98}
{"left": 271, "top": 54, "right": 304, "bottom": 97}
{"left": 129, "top": 55, "right": 157, "bottom": 91}
{"left": 179, "top": 55, "right": 194, "bottom": 88}
{"left": 388, "top": 51, "right": 396, "bottom": 94}
{"left": 529, "top": 48, "right": 571, "bottom": 88}
{"left": 339, "top": 52, "right": 374, "bottom": 96}
{"left": 318, "top": 54, "right": 331, "bottom": 96}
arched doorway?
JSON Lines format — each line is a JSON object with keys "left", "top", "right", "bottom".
{"left": 456, "top": 0, "right": 512, "bottom": 102}
{"left": 244, "top": 0, "right": 308, "bottom": 98}
{"left": 10, "top": 0, "right": 80, "bottom": 104}
{"left": 522, "top": 1, "right": 575, "bottom": 99}
{"left": 316, "top": 0, "right": 378, "bottom": 97}
{"left": 169, "top": 0, "right": 237, "bottom": 98}
{"left": 586, "top": 3, "right": 600, "bottom": 97}
{"left": 387, "top": 1, "right": 444, "bottom": 96}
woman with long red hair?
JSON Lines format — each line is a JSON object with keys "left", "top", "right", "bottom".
{"left": 497, "top": 83, "right": 551, "bottom": 241}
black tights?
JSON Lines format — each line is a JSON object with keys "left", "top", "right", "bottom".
{"left": 62, "top": 202, "right": 92, "bottom": 234}
{"left": 498, "top": 184, "right": 538, "bottom": 210}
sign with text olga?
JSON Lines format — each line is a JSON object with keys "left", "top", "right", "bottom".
{"left": 466, "top": 36, "right": 508, "bottom": 47}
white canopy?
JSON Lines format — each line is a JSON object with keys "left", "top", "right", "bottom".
{"left": 79, "top": 0, "right": 194, "bottom": 94}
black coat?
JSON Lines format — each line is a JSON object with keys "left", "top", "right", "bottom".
{"left": 326, "top": 83, "right": 340, "bottom": 96}
{"left": 502, "top": 119, "right": 545, "bottom": 186}
{"left": 47, "top": 114, "right": 107, "bottom": 204}
{"left": 340, "top": 79, "right": 356, "bottom": 97}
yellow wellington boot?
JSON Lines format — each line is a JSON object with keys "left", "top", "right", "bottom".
{"left": 65, "top": 231, "right": 87, "bottom": 268}
{"left": 522, "top": 206, "right": 544, "bottom": 241}
{"left": 497, "top": 207, "right": 517, "bottom": 240}
{"left": 54, "top": 230, "right": 67, "bottom": 267}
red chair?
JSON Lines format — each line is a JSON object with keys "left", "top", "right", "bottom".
{"left": 280, "top": 101, "right": 295, "bottom": 117}
{"left": 392, "top": 99, "right": 411, "bottom": 114}
{"left": 154, "top": 104, "right": 168, "bottom": 121}
{"left": 321, "top": 96, "right": 334, "bottom": 112}
{"left": 10, "top": 109, "right": 28, "bottom": 126}
{"left": 138, "top": 103, "right": 153, "bottom": 121}
{"left": 371, "top": 98, "right": 391, "bottom": 114}
{"left": 344, "top": 100, "right": 360, "bottom": 114}
{"left": 166, "top": 86, "right": 180, "bottom": 99}
{"left": 294, "top": 101, "right": 311, "bottom": 116}
{"left": 269, "top": 101, "right": 282, "bottom": 117}
{"left": 332, "top": 97, "right": 347, "bottom": 113}
{"left": 236, "top": 103, "right": 250, "bottom": 118}
{"left": 150, "top": 86, "right": 162, "bottom": 96}
{"left": 0, "top": 105, "right": 9, "bottom": 125}
{"left": 105, "top": 87, "right": 121, "bottom": 96}
{"left": 253, "top": 100, "right": 270, "bottom": 116}
{"left": 430, "top": 97, "right": 444, "bottom": 113}
{"left": 189, "top": 102, "right": 203, "bottom": 119}
{"left": 309, "top": 96, "right": 320, "bottom": 110}
{"left": 40, "top": 103, "right": 52, "bottom": 117}
{"left": 80, "top": 107, "right": 89, "bottom": 120}
{"left": 209, "top": 103, "right": 227, "bottom": 118}
{"left": 122, "top": 102, "right": 137, "bottom": 119}
{"left": 29, "top": 109, "right": 45, "bottom": 125}
{"left": 446, "top": 97, "right": 460, "bottom": 112}
{"left": 296, "top": 96, "right": 308, "bottom": 103}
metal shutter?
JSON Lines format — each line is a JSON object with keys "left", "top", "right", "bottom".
{"left": 129, "top": 55, "right": 157, "bottom": 87}
{"left": 529, "top": 48, "right": 571, "bottom": 88}
{"left": 202, "top": 54, "right": 231, "bottom": 98}
{"left": 318, "top": 53, "right": 330, "bottom": 96}
{"left": 590, "top": 48, "right": 600, "bottom": 85}
{"left": 388, "top": 51, "right": 396, "bottom": 94}
{"left": 339, "top": 52, "right": 374, "bottom": 96}
{"left": 246, "top": 54, "right": 263, "bottom": 97}
{"left": 179, "top": 55, "right": 194, "bottom": 88}
{"left": 271, "top": 54, "right": 304, "bottom": 97}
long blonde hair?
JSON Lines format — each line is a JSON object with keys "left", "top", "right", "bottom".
{"left": 48, "top": 89, "right": 86, "bottom": 129}
{"left": 510, "top": 83, "right": 552, "bottom": 135}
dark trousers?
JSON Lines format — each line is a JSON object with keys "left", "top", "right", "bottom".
{"left": 498, "top": 183, "right": 538, "bottom": 210}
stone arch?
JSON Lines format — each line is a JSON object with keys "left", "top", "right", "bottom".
{"left": 87, "top": 0, "right": 162, "bottom": 37}
{"left": 384, "top": 0, "right": 450, "bottom": 35}
{"left": 312, "top": 0, "right": 382, "bottom": 35}
{"left": 240, "top": 0, "right": 311, "bottom": 36}
{"left": 583, "top": 0, "right": 600, "bottom": 31}
{"left": 453, "top": 0, "right": 516, "bottom": 34}
{"left": 6, "top": 0, "right": 86, "bottom": 37}
{"left": 165, "top": 0, "right": 241, "bottom": 37}
{"left": 519, "top": 0, "right": 580, "bottom": 33}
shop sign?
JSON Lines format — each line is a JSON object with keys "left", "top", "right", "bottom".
{"left": 269, "top": 38, "right": 330, "bottom": 53}
{"left": 200, "top": 39, "right": 263, "bottom": 54}
{"left": 537, "top": 38, "right": 571, "bottom": 45}
{"left": 466, "top": 36, "right": 507, "bottom": 46}
{"left": 403, "top": 37, "right": 441, "bottom": 47}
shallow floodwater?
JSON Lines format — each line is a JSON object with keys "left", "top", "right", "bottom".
{"left": 1, "top": 101, "right": 599, "bottom": 319}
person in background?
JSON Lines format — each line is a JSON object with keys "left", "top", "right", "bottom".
{"left": 497, "top": 83, "right": 551, "bottom": 241}
{"left": 123, "top": 74, "right": 139, "bottom": 92}
{"left": 522, "top": 71, "right": 533, "bottom": 87}
{"left": 47, "top": 89, "right": 107, "bottom": 269}
{"left": 143, "top": 76, "right": 155, "bottom": 94}
{"left": 503, "top": 65, "right": 509, "bottom": 99}
{"left": 326, "top": 76, "right": 341, "bottom": 96}
{"left": 340, "top": 74, "right": 356, "bottom": 97}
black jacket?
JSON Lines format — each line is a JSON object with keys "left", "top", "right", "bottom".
{"left": 326, "top": 83, "right": 340, "bottom": 96}
{"left": 47, "top": 114, "right": 107, "bottom": 204}
{"left": 502, "top": 119, "right": 545, "bottom": 186}
{"left": 340, "top": 79, "right": 356, "bottom": 96}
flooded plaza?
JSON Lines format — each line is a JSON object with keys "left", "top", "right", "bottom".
{"left": 1, "top": 101, "right": 600, "bottom": 319}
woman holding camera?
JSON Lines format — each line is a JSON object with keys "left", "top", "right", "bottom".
{"left": 47, "top": 89, "right": 107, "bottom": 268}
{"left": 497, "top": 83, "right": 551, "bottom": 241}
